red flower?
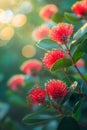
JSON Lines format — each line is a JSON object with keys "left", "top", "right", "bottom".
{"left": 32, "top": 25, "right": 50, "bottom": 41}
{"left": 49, "top": 23, "right": 73, "bottom": 44}
{"left": 39, "top": 4, "right": 58, "bottom": 21}
{"left": 20, "top": 59, "right": 42, "bottom": 76}
{"left": 43, "top": 49, "right": 66, "bottom": 69}
{"left": 71, "top": 1, "right": 87, "bottom": 17}
{"left": 29, "top": 87, "right": 46, "bottom": 104}
{"left": 76, "top": 59, "right": 85, "bottom": 67}
{"left": 7, "top": 75, "right": 24, "bottom": 90}
{"left": 45, "top": 80, "right": 67, "bottom": 100}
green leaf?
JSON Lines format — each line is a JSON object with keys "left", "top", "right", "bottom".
{"left": 51, "top": 58, "right": 72, "bottom": 72}
{"left": 3, "top": 118, "right": 17, "bottom": 130}
{"left": 22, "top": 106, "right": 62, "bottom": 125}
{"left": 73, "top": 98, "right": 82, "bottom": 121}
{"left": 57, "top": 117, "right": 80, "bottom": 130}
{"left": 73, "top": 23, "right": 87, "bottom": 40}
{"left": 64, "top": 12, "right": 81, "bottom": 23}
{"left": 78, "top": 39, "right": 87, "bottom": 54}
{"left": 73, "top": 99, "right": 83, "bottom": 114}
{"left": 73, "top": 39, "right": 87, "bottom": 62}
{"left": 52, "top": 12, "right": 63, "bottom": 23}
{"left": 73, "top": 51, "right": 84, "bottom": 63}
{"left": 22, "top": 107, "right": 49, "bottom": 125}
{"left": 36, "top": 39, "right": 61, "bottom": 51}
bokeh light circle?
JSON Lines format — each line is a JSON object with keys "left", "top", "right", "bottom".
{"left": 22, "top": 45, "right": 36, "bottom": 58}
{"left": 0, "top": 26, "right": 14, "bottom": 40}
{"left": 12, "top": 14, "right": 27, "bottom": 27}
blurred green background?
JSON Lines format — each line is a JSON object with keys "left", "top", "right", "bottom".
{"left": 0, "top": 0, "right": 87, "bottom": 130}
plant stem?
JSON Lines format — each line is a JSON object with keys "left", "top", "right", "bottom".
{"left": 65, "top": 44, "right": 87, "bottom": 84}
{"left": 62, "top": 68, "right": 72, "bottom": 84}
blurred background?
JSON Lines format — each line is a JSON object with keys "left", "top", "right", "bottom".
{"left": 0, "top": 0, "right": 87, "bottom": 130}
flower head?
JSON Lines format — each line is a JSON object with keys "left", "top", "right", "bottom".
{"left": 43, "top": 49, "right": 67, "bottom": 69}
{"left": 32, "top": 25, "right": 50, "bottom": 41}
{"left": 39, "top": 4, "right": 58, "bottom": 21}
{"left": 71, "top": 1, "right": 87, "bottom": 17}
{"left": 76, "top": 59, "right": 85, "bottom": 67}
{"left": 20, "top": 59, "right": 42, "bottom": 76}
{"left": 49, "top": 23, "right": 74, "bottom": 44}
{"left": 29, "top": 87, "right": 46, "bottom": 104}
{"left": 7, "top": 74, "right": 24, "bottom": 90}
{"left": 45, "top": 80, "right": 67, "bottom": 100}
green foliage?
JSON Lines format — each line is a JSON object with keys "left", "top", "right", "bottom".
{"left": 51, "top": 58, "right": 72, "bottom": 72}
{"left": 2, "top": 118, "right": 17, "bottom": 130}
{"left": 22, "top": 106, "right": 60, "bottom": 125}
{"left": 37, "top": 39, "right": 61, "bottom": 51}
{"left": 73, "top": 23, "right": 87, "bottom": 40}
{"left": 57, "top": 117, "right": 80, "bottom": 130}
{"left": 64, "top": 12, "right": 81, "bottom": 23}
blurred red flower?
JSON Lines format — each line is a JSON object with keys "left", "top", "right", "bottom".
{"left": 39, "top": 4, "right": 58, "bottom": 21}
{"left": 45, "top": 80, "right": 67, "bottom": 100}
{"left": 20, "top": 59, "right": 42, "bottom": 76}
{"left": 8, "top": 75, "right": 24, "bottom": 90}
{"left": 29, "top": 87, "right": 46, "bottom": 104}
{"left": 50, "top": 23, "right": 73, "bottom": 44}
{"left": 71, "top": 1, "right": 87, "bottom": 17}
{"left": 32, "top": 25, "right": 50, "bottom": 41}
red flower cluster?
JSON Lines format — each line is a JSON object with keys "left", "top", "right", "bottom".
{"left": 71, "top": 1, "right": 87, "bottom": 17}
{"left": 49, "top": 23, "right": 73, "bottom": 44}
{"left": 76, "top": 59, "right": 85, "bottom": 67}
{"left": 29, "top": 87, "right": 46, "bottom": 104}
{"left": 43, "top": 49, "right": 67, "bottom": 69}
{"left": 20, "top": 59, "right": 42, "bottom": 76}
{"left": 45, "top": 80, "right": 67, "bottom": 100}
{"left": 39, "top": 4, "right": 58, "bottom": 21}
{"left": 8, "top": 75, "right": 24, "bottom": 90}
{"left": 32, "top": 25, "right": 50, "bottom": 41}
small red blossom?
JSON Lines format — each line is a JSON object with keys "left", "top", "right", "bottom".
{"left": 43, "top": 49, "right": 67, "bottom": 69}
{"left": 45, "top": 80, "right": 67, "bottom": 100}
{"left": 20, "top": 59, "right": 42, "bottom": 76}
{"left": 39, "top": 4, "right": 58, "bottom": 21}
{"left": 76, "top": 59, "right": 85, "bottom": 67}
{"left": 7, "top": 75, "right": 24, "bottom": 90}
{"left": 29, "top": 87, "right": 46, "bottom": 104}
{"left": 32, "top": 25, "right": 50, "bottom": 41}
{"left": 49, "top": 23, "right": 74, "bottom": 44}
{"left": 71, "top": 1, "right": 87, "bottom": 17}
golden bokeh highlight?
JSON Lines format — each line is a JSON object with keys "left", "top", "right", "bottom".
{"left": 0, "top": 9, "right": 5, "bottom": 27}
{"left": 22, "top": 45, "right": 36, "bottom": 58}
{"left": 0, "top": 0, "right": 19, "bottom": 9}
{"left": 12, "top": 14, "right": 27, "bottom": 27}
{"left": 0, "top": 27, "right": 14, "bottom": 40}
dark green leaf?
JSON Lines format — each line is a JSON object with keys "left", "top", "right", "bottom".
{"left": 73, "top": 39, "right": 87, "bottom": 62}
{"left": 64, "top": 12, "right": 81, "bottom": 23}
{"left": 3, "top": 118, "right": 17, "bottom": 130}
{"left": 22, "top": 106, "right": 62, "bottom": 125}
{"left": 73, "top": 51, "right": 84, "bottom": 63}
{"left": 62, "top": 76, "right": 75, "bottom": 87}
{"left": 73, "top": 99, "right": 83, "bottom": 114}
{"left": 73, "top": 23, "right": 87, "bottom": 40}
{"left": 78, "top": 80, "right": 87, "bottom": 95}
{"left": 36, "top": 39, "right": 61, "bottom": 51}
{"left": 22, "top": 107, "right": 50, "bottom": 125}
{"left": 57, "top": 117, "right": 80, "bottom": 130}
{"left": 51, "top": 58, "right": 72, "bottom": 72}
